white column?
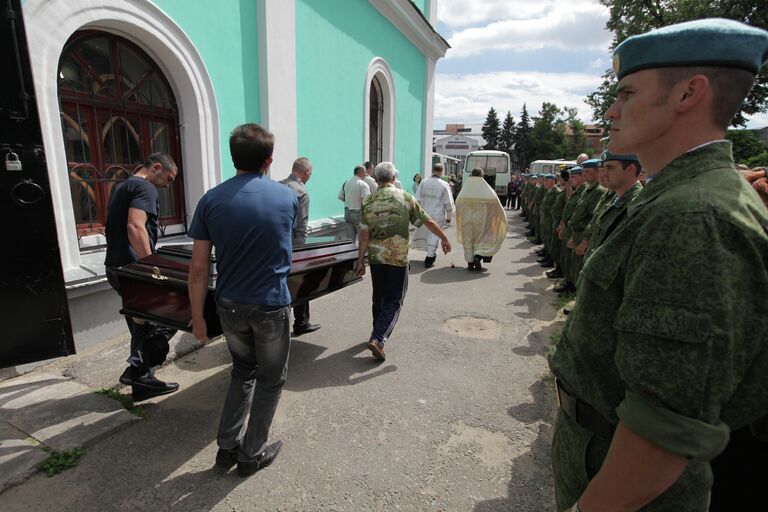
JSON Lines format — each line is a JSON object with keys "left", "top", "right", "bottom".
{"left": 429, "top": 0, "right": 438, "bottom": 26}
{"left": 257, "top": 0, "right": 298, "bottom": 181}
{"left": 423, "top": 57, "right": 436, "bottom": 173}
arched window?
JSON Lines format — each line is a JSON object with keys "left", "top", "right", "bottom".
{"left": 57, "top": 31, "right": 183, "bottom": 237}
{"left": 369, "top": 76, "right": 384, "bottom": 166}
{"left": 364, "top": 58, "right": 395, "bottom": 165}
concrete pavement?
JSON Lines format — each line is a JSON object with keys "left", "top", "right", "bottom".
{"left": 0, "top": 210, "right": 564, "bottom": 511}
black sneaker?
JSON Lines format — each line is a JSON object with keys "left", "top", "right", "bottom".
{"left": 424, "top": 256, "right": 436, "bottom": 268}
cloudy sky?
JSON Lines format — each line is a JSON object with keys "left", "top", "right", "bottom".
{"left": 433, "top": 0, "right": 768, "bottom": 129}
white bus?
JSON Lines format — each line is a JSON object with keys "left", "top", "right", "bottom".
{"left": 432, "top": 152, "right": 462, "bottom": 178}
{"left": 462, "top": 150, "right": 511, "bottom": 202}
{"left": 529, "top": 159, "right": 576, "bottom": 176}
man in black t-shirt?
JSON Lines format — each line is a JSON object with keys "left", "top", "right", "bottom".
{"left": 105, "top": 152, "right": 179, "bottom": 402}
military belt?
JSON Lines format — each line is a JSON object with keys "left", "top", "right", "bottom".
{"left": 556, "top": 380, "right": 615, "bottom": 439}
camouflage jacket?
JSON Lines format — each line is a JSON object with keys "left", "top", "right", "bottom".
{"left": 548, "top": 186, "right": 566, "bottom": 231}
{"left": 560, "top": 185, "right": 585, "bottom": 241}
{"left": 583, "top": 189, "right": 616, "bottom": 243}
{"left": 568, "top": 181, "right": 606, "bottom": 243}
{"left": 549, "top": 142, "right": 768, "bottom": 508}
{"left": 586, "top": 182, "right": 642, "bottom": 259}
{"left": 360, "top": 184, "right": 429, "bottom": 266}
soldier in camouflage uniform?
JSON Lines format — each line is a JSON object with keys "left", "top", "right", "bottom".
{"left": 549, "top": 19, "right": 768, "bottom": 511}
{"left": 536, "top": 175, "right": 558, "bottom": 267}
{"left": 553, "top": 166, "right": 585, "bottom": 294}
{"left": 585, "top": 152, "right": 643, "bottom": 260}
{"left": 530, "top": 175, "right": 547, "bottom": 244}
{"left": 581, "top": 160, "right": 615, "bottom": 258}
{"left": 545, "top": 170, "right": 568, "bottom": 279}
{"left": 565, "top": 159, "right": 606, "bottom": 286}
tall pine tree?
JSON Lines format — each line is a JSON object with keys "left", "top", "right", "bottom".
{"left": 513, "top": 103, "right": 532, "bottom": 170}
{"left": 500, "top": 110, "right": 516, "bottom": 155}
{"left": 481, "top": 107, "right": 501, "bottom": 150}
{"left": 530, "top": 102, "right": 567, "bottom": 161}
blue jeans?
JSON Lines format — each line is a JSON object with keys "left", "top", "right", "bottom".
{"left": 369, "top": 264, "right": 409, "bottom": 344}
{"left": 216, "top": 298, "right": 291, "bottom": 461}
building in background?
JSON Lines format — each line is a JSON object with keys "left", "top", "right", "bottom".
{"left": 433, "top": 123, "right": 484, "bottom": 166}
{"left": 19, "top": 0, "right": 448, "bottom": 355}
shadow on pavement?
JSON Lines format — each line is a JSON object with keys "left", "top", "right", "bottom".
{"left": 284, "top": 340, "right": 397, "bottom": 392}
{"left": 419, "top": 266, "right": 491, "bottom": 284}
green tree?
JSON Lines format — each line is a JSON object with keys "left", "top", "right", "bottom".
{"left": 514, "top": 104, "right": 533, "bottom": 169}
{"left": 481, "top": 107, "right": 501, "bottom": 150}
{"left": 500, "top": 110, "right": 516, "bottom": 155}
{"left": 531, "top": 102, "right": 567, "bottom": 160}
{"left": 727, "top": 130, "right": 768, "bottom": 167}
{"left": 587, "top": 0, "right": 768, "bottom": 127}
{"left": 564, "top": 107, "right": 591, "bottom": 158}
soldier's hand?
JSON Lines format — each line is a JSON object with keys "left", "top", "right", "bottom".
{"left": 575, "top": 240, "right": 588, "bottom": 256}
{"left": 567, "top": 237, "right": 574, "bottom": 249}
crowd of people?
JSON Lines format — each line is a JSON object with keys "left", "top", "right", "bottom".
{"left": 99, "top": 16, "right": 768, "bottom": 510}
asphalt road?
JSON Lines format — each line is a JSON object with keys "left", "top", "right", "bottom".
{"left": 2, "top": 210, "right": 562, "bottom": 512}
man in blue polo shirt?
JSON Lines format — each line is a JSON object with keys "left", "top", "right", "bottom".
{"left": 188, "top": 123, "right": 297, "bottom": 477}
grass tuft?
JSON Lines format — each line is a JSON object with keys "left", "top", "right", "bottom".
{"left": 550, "top": 291, "right": 575, "bottom": 312}
{"left": 41, "top": 448, "right": 85, "bottom": 477}
{"left": 95, "top": 388, "right": 147, "bottom": 417}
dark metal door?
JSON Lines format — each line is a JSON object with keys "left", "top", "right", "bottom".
{"left": 0, "top": 0, "right": 75, "bottom": 367}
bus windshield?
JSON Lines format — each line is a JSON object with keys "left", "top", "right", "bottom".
{"left": 465, "top": 155, "right": 508, "bottom": 174}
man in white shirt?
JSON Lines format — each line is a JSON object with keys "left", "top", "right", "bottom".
{"left": 364, "top": 161, "right": 378, "bottom": 193}
{"left": 338, "top": 164, "right": 371, "bottom": 241}
{"left": 413, "top": 163, "right": 455, "bottom": 267}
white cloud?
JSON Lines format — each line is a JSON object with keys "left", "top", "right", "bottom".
{"left": 438, "top": 0, "right": 553, "bottom": 27}
{"left": 445, "top": 1, "right": 612, "bottom": 58}
{"left": 434, "top": 70, "right": 603, "bottom": 127}
{"left": 589, "top": 58, "right": 607, "bottom": 70}
{"left": 745, "top": 111, "right": 768, "bottom": 130}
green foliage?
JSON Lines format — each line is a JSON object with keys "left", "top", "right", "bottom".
{"left": 95, "top": 388, "right": 148, "bottom": 418}
{"left": 481, "top": 107, "right": 501, "bottom": 150}
{"left": 531, "top": 102, "right": 567, "bottom": 160}
{"left": 564, "top": 108, "right": 591, "bottom": 158}
{"left": 500, "top": 110, "right": 516, "bottom": 155}
{"left": 588, "top": 0, "right": 768, "bottom": 127}
{"left": 551, "top": 290, "right": 575, "bottom": 312}
{"left": 727, "top": 130, "right": 768, "bottom": 167}
{"left": 41, "top": 448, "right": 85, "bottom": 477}
{"left": 514, "top": 103, "right": 533, "bottom": 169}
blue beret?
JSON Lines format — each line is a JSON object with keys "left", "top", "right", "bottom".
{"left": 544, "top": 174, "right": 556, "bottom": 180}
{"left": 529, "top": 174, "right": 539, "bottom": 178}
{"left": 613, "top": 18, "right": 768, "bottom": 80}
{"left": 602, "top": 151, "right": 639, "bottom": 163}
{"left": 568, "top": 166, "right": 583, "bottom": 175}
{"left": 582, "top": 159, "right": 602, "bottom": 168}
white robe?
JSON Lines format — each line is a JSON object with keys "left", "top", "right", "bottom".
{"left": 456, "top": 176, "right": 507, "bottom": 263}
{"left": 411, "top": 175, "right": 455, "bottom": 256}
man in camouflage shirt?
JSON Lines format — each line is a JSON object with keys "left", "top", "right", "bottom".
{"left": 549, "top": 19, "right": 768, "bottom": 511}
{"left": 355, "top": 162, "right": 451, "bottom": 361}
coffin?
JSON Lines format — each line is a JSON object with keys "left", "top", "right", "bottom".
{"left": 112, "top": 236, "right": 361, "bottom": 337}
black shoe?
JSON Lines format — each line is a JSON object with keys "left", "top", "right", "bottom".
{"left": 131, "top": 384, "right": 179, "bottom": 402}
{"left": 540, "top": 261, "right": 555, "bottom": 268}
{"left": 536, "top": 257, "right": 549, "bottom": 263}
{"left": 120, "top": 366, "right": 179, "bottom": 392}
{"left": 293, "top": 323, "right": 321, "bottom": 336}
{"left": 467, "top": 262, "right": 476, "bottom": 271}
{"left": 525, "top": 230, "right": 535, "bottom": 237}
{"left": 563, "top": 306, "right": 572, "bottom": 315}
{"left": 546, "top": 268, "right": 564, "bottom": 279}
{"left": 215, "top": 448, "right": 238, "bottom": 470}
{"left": 535, "top": 250, "right": 547, "bottom": 256}
{"left": 237, "top": 441, "right": 283, "bottom": 477}
{"left": 553, "top": 283, "right": 568, "bottom": 293}
{"left": 424, "top": 255, "right": 436, "bottom": 268}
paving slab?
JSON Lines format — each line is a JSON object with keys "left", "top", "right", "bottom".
{"left": 0, "top": 422, "right": 49, "bottom": 493}
{"left": 0, "top": 372, "right": 141, "bottom": 453}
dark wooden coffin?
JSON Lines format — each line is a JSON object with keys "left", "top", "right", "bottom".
{"left": 112, "top": 236, "right": 361, "bottom": 337}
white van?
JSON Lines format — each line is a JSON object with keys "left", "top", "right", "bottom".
{"left": 529, "top": 159, "right": 576, "bottom": 176}
{"left": 462, "top": 150, "right": 511, "bottom": 202}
